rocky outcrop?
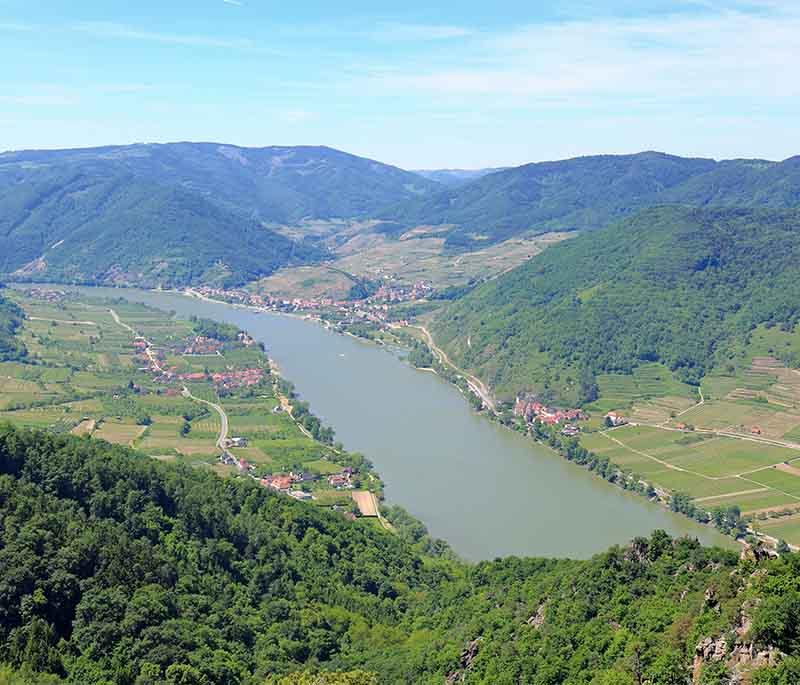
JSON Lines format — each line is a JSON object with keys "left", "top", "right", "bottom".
{"left": 445, "top": 637, "right": 483, "bottom": 684}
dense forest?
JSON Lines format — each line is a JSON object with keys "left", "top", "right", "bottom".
{"left": 432, "top": 206, "right": 800, "bottom": 400}
{"left": 2, "top": 424, "right": 800, "bottom": 684}
{"left": 0, "top": 171, "right": 324, "bottom": 288}
{"left": 0, "top": 293, "right": 26, "bottom": 362}
{"left": 388, "top": 153, "right": 800, "bottom": 250}
{"left": 0, "top": 143, "right": 438, "bottom": 228}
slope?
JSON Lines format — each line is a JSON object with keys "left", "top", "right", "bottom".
{"left": 431, "top": 206, "right": 800, "bottom": 401}
{"left": 389, "top": 152, "right": 800, "bottom": 250}
{"left": 0, "top": 292, "right": 25, "bottom": 361}
{"left": 0, "top": 143, "right": 440, "bottom": 225}
{"left": 0, "top": 170, "right": 321, "bottom": 287}
{"left": 1, "top": 424, "right": 798, "bottom": 685}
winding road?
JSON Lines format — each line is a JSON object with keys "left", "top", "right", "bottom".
{"left": 404, "top": 323, "right": 497, "bottom": 413}
{"left": 181, "top": 387, "right": 229, "bottom": 451}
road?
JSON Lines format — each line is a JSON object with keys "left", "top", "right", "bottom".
{"left": 181, "top": 387, "right": 230, "bottom": 451}
{"left": 404, "top": 323, "right": 497, "bottom": 413}
{"left": 108, "top": 307, "right": 164, "bottom": 373}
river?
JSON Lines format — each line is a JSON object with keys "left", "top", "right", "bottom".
{"left": 54, "top": 286, "right": 732, "bottom": 559}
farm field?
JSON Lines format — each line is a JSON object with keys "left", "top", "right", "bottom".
{"left": 582, "top": 422, "right": 800, "bottom": 518}
{"left": 0, "top": 288, "right": 382, "bottom": 512}
{"left": 252, "top": 230, "right": 571, "bottom": 299}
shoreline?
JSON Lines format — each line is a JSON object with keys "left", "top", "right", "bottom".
{"left": 168, "top": 288, "right": 745, "bottom": 548}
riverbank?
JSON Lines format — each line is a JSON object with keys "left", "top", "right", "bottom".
{"left": 174, "top": 287, "right": 746, "bottom": 549}
{"left": 16, "top": 283, "right": 732, "bottom": 558}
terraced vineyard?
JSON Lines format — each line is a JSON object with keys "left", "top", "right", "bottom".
{"left": 0, "top": 289, "right": 380, "bottom": 509}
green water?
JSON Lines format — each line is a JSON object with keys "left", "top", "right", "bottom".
{"left": 60, "top": 286, "right": 733, "bottom": 560}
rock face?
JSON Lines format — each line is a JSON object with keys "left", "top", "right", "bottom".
{"left": 445, "top": 638, "right": 483, "bottom": 684}
{"left": 526, "top": 603, "right": 546, "bottom": 629}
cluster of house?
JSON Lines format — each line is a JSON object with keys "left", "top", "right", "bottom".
{"left": 187, "top": 283, "right": 430, "bottom": 330}
{"left": 514, "top": 395, "right": 587, "bottom": 435}
{"left": 368, "top": 280, "right": 433, "bottom": 303}
{"left": 327, "top": 467, "right": 355, "bottom": 489}
{"left": 24, "top": 287, "right": 66, "bottom": 303}
{"left": 259, "top": 471, "right": 319, "bottom": 500}
{"left": 209, "top": 368, "right": 266, "bottom": 391}
{"left": 183, "top": 336, "right": 224, "bottom": 355}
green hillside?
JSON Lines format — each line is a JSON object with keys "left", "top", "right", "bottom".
{"left": 2, "top": 424, "right": 800, "bottom": 684}
{"left": 0, "top": 143, "right": 439, "bottom": 225}
{"left": 0, "top": 172, "right": 322, "bottom": 287}
{"left": 0, "top": 292, "right": 25, "bottom": 361}
{"left": 432, "top": 206, "right": 800, "bottom": 401}
{"left": 389, "top": 153, "right": 800, "bottom": 250}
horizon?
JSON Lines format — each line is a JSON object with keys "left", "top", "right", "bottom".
{"left": 2, "top": 0, "right": 799, "bottom": 168}
{"left": 1, "top": 140, "right": 795, "bottom": 172}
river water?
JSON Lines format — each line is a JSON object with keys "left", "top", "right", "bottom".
{"left": 57, "top": 286, "right": 731, "bottom": 559}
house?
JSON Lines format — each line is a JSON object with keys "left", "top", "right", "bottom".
{"left": 561, "top": 424, "right": 580, "bottom": 437}
{"left": 270, "top": 475, "right": 293, "bottom": 491}
{"left": 288, "top": 490, "right": 313, "bottom": 501}
{"left": 226, "top": 436, "right": 248, "bottom": 448}
{"left": 328, "top": 473, "right": 352, "bottom": 489}
{"left": 751, "top": 426, "right": 762, "bottom": 435}
{"left": 605, "top": 412, "right": 628, "bottom": 427}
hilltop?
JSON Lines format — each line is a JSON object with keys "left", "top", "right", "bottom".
{"left": 390, "top": 152, "right": 800, "bottom": 250}
{"left": 0, "top": 143, "right": 439, "bottom": 287}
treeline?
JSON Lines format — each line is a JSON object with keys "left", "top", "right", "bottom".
{"left": 0, "top": 292, "right": 26, "bottom": 362}
{"left": 2, "top": 425, "right": 800, "bottom": 683}
{"left": 189, "top": 316, "right": 241, "bottom": 342}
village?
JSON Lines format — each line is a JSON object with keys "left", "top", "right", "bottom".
{"left": 127, "top": 321, "right": 379, "bottom": 519}
{"left": 513, "top": 394, "right": 630, "bottom": 437}
{"left": 186, "top": 279, "right": 434, "bottom": 331}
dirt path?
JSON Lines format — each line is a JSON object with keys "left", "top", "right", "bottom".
{"left": 28, "top": 316, "right": 98, "bottom": 326}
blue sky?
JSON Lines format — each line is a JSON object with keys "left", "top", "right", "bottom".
{"left": 1, "top": 0, "right": 798, "bottom": 168}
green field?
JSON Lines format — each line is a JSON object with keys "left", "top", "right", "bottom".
{"left": 0, "top": 289, "right": 379, "bottom": 505}
{"left": 584, "top": 424, "right": 800, "bottom": 513}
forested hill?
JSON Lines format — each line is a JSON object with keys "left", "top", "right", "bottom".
{"left": 0, "top": 142, "right": 441, "bottom": 287}
{"left": 0, "top": 173, "right": 321, "bottom": 288}
{"left": 432, "top": 205, "right": 800, "bottom": 401}
{"left": 389, "top": 152, "right": 800, "bottom": 250}
{"left": 0, "top": 292, "right": 26, "bottom": 361}
{"left": 2, "top": 424, "right": 800, "bottom": 684}
{"left": 0, "top": 143, "right": 439, "bottom": 225}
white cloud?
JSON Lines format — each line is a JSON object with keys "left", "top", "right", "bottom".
{"left": 73, "top": 21, "right": 257, "bottom": 50}
{"left": 222, "top": 0, "right": 242, "bottom": 5}
{"left": 356, "top": 5, "right": 800, "bottom": 101}
{"left": 369, "top": 22, "right": 473, "bottom": 41}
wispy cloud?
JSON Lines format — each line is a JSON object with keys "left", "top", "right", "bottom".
{"left": 354, "top": 4, "right": 800, "bottom": 101}
{"left": 0, "top": 94, "right": 79, "bottom": 106}
{"left": 369, "top": 22, "right": 473, "bottom": 41}
{"left": 222, "top": 0, "right": 243, "bottom": 5}
{"left": 73, "top": 21, "right": 257, "bottom": 50}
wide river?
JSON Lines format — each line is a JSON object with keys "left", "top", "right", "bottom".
{"left": 62, "top": 286, "right": 731, "bottom": 559}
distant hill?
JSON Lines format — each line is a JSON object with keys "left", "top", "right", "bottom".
{"left": 0, "top": 142, "right": 440, "bottom": 224}
{"left": 390, "top": 152, "right": 800, "bottom": 250}
{"left": 0, "top": 170, "right": 321, "bottom": 287}
{"left": 432, "top": 205, "right": 800, "bottom": 401}
{"left": 0, "top": 142, "right": 442, "bottom": 287}
{"left": 412, "top": 167, "right": 507, "bottom": 187}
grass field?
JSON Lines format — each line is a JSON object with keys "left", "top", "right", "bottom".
{"left": 585, "top": 424, "right": 800, "bottom": 514}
